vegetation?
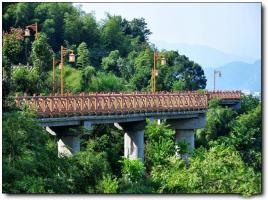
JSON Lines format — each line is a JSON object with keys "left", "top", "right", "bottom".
{"left": 2, "top": 2, "right": 261, "bottom": 196}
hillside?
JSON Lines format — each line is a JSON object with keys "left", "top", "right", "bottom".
{"left": 204, "top": 60, "right": 261, "bottom": 91}
{"left": 153, "top": 40, "right": 257, "bottom": 68}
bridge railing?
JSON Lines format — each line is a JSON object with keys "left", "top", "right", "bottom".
{"left": 15, "top": 92, "right": 208, "bottom": 117}
{"left": 206, "top": 90, "right": 241, "bottom": 100}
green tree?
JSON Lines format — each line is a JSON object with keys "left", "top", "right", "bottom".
{"left": 121, "top": 18, "right": 151, "bottom": 42}
{"left": 3, "top": 27, "right": 24, "bottom": 64}
{"left": 89, "top": 72, "right": 126, "bottom": 92}
{"left": 101, "top": 50, "right": 121, "bottom": 75}
{"left": 228, "top": 104, "right": 261, "bottom": 171}
{"left": 120, "top": 158, "right": 145, "bottom": 184}
{"left": 11, "top": 67, "right": 40, "bottom": 94}
{"left": 2, "top": 111, "right": 68, "bottom": 193}
{"left": 64, "top": 66, "right": 82, "bottom": 93}
{"left": 101, "top": 15, "right": 130, "bottom": 56}
{"left": 96, "top": 174, "right": 119, "bottom": 193}
{"left": 64, "top": 11, "right": 100, "bottom": 48}
{"left": 34, "top": 3, "right": 75, "bottom": 51}
{"left": 69, "top": 150, "right": 110, "bottom": 193}
{"left": 239, "top": 94, "right": 260, "bottom": 114}
{"left": 31, "top": 33, "right": 53, "bottom": 72}
{"left": 196, "top": 99, "right": 237, "bottom": 148}
{"left": 151, "top": 144, "right": 261, "bottom": 196}
{"left": 144, "top": 119, "right": 176, "bottom": 168}
{"left": 157, "top": 51, "right": 207, "bottom": 91}
{"left": 3, "top": 56, "right": 12, "bottom": 99}
{"left": 77, "top": 42, "right": 90, "bottom": 69}
{"left": 130, "top": 47, "right": 153, "bottom": 91}
{"left": 81, "top": 65, "right": 96, "bottom": 91}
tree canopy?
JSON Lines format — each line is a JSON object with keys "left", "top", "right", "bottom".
{"left": 2, "top": 2, "right": 261, "bottom": 196}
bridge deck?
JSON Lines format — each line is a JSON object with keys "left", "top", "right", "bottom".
{"left": 14, "top": 91, "right": 241, "bottom": 118}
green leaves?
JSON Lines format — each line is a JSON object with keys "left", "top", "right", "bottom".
{"left": 31, "top": 33, "right": 53, "bottom": 72}
{"left": 77, "top": 42, "right": 90, "bottom": 69}
{"left": 89, "top": 72, "right": 126, "bottom": 92}
{"left": 3, "top": 27, "right": 24, "bottom": 64}
{"left": 151, "top": 144, "right": 261, "bottom": 196}
{"left": 145, "top": 119, "right": 175, "bottom": 167}
{"left": 96, "top": 174, "right": 119, "bottom": 193}
{"left": 120, "top": 158, "right": 145, "bottom": 184}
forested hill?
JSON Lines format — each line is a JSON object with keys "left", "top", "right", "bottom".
{"left": 3, "top": 2, "right": 206, "bottom": 97}
{"left": 2, "top": 3, "right": 261, "bottom": 196}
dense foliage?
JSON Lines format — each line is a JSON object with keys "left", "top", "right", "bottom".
{"left": 3, "top": 2, "right": 206, "bottom": 98}
{"left": 2, "top": 2, "right": 261, "bottom": 196}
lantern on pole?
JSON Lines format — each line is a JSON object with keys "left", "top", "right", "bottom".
{"left": 69, "top": 53, "right": 75, "bottom": 62}
{"left": 24, "top": 23, "right": 38, "bottom": 39}
{"left": 24, "top": 28, "right": 31, "bottom": 37}
{"left": 160, "top": 57, "right": 166, "bottom": 65}
{"left": 60, "top": 46, "right": 76, "bottom": 95}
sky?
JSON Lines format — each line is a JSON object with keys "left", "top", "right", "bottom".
{"left": 73, "top": 3, "right": 261, "bottom": 60}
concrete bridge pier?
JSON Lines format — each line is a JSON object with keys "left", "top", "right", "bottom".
{"left": 115, "top": 121, "right": 146, "bottom": 162}
{"left": 49, "top": 126, "right": 81, "bottom": 157}
{"left": 167, "top": 114, "right": 206, "bottom": 156}
{"left": 58, "top": 135, "right": 80, "bottom": 157}
{"left": 174, "top": 129, "right": 195, "bottom": 153}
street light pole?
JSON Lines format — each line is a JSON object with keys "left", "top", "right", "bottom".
{"left": 152, "top": 52, "right": 156, "bottom": 92}
{"left": 24, "top": 22, "right": 38, "bottom": 66}
{"left": 52, "top": 57, "right": 61, "bottom": 94}
{"left": 53, "top": 57, "right": 55, "bottom": 94}
{"left": 151, "top": 51, "right": 166, "bottom": 93}
{"left": 60, "top": 46, "right": 75, "bottom": 95}
{"left": 213, "top": 70, "right": 221, "bottom": 91}
{"left": 60, "top": 46, "right": 64, "bottom": 96}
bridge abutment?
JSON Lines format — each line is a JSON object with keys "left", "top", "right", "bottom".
{"left": 115, "top": 121, "right": 145, "bottom": 162}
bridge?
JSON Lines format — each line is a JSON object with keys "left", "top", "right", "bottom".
{"left": 15, "top": 91, "right": 241, "bottom": 161}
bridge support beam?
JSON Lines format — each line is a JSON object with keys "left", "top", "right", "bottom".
{"left": 115, "top": 121, "right": 145, "bottom": 162}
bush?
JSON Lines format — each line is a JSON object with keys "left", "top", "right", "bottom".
{"left": 2, "top": 111, "right": 64, "bottom": 193}
{"left": 144, "top": 119, "right": 175, "bottom": 167}
{"left": 151, "top": 144, "right": 261, "bottom": 196}
{"left": 96, "top": 174, "right": 119, "bottom": 193}
{"left": 119, "top": 158, "right": 145, "bottom": 184}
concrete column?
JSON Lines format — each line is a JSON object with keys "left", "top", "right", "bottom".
{"left": 167, "top": 114, "right": 206, "bottom": 156}
{"left": 115, "top": 121, "right": 145, "bottom": 162}
{"left": 175, "top": 129, "right": 195, "bottom": 153}
{"left": 124, "top": 129, "right": 144, "bottom": 162}
{"left": 49, "top": 126, "right": 81, "bottom": 157}
{"left": 57, "top": 136, "right": 80, "bottom": 157}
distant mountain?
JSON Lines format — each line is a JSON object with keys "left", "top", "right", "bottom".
{"left": 152, "top": 40, "right": 257, "bottom": 68}
{"left": 204, "top": 60, "right": 261, "bottom": 92}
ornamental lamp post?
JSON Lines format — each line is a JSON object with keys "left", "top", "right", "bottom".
{"left": 52, "top": 57, "right": 61, "bottom": 94}
{"left": 213, "top": 70, "right": 222, "bottom": 91}
{"left": 60, "top": 46, "right": 75, "bottom": 95}
{"left": 152, "top": 51, "right": 166, "bottom": 92}
{"left": 24, "top": 22, "right": 38, "bottom": 66}
{"left": 24, "top": 22, "right": 38, "bottom": 39}
{"left": 24, "top": 28, "right": 30, "bottom": 37}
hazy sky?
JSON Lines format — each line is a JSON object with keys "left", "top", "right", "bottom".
{"left": 74, "top": 3, "right": 261, "bottom": 59}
